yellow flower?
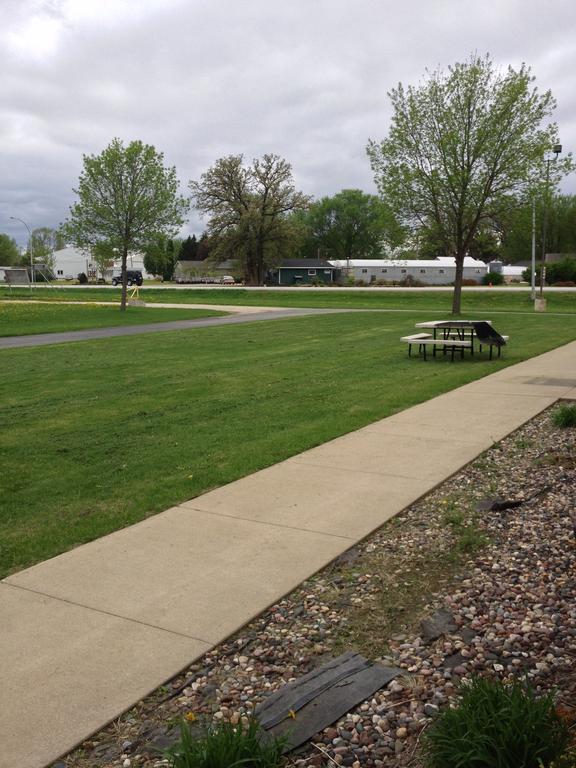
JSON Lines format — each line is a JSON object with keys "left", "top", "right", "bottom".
{"left": 288, "top": 709, "right": 297, "bottom": 719}
{"left": 185, "top": 711, "right": 197, "bottom": 722}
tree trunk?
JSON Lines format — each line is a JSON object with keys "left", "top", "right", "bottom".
{"left": 257, "top": 259, "right": 266, "bottom": 285}
{"left": 244, "top": 255, "right": 259, "bottom": 285}
{"left": 451, "top": 252, "right": 465, "bottom": 315}
{"left": 120, "top": 247, "right": 128, "bottom": 311}
{"left": 255, "top": 236, "right": 265, "bottom": 286}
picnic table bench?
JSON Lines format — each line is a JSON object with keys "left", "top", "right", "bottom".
{"left": 402, "top": 320, "right": 508, "bottom": 361}
{"left": 401, "top": 332, "right": 471, "bottom": 361}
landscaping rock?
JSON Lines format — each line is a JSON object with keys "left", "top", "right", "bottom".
{"left": 420, "top": 609, "right": 458, "bottom": 641}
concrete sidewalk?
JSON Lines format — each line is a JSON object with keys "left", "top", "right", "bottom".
{"left": 2, "top": 342, "right": 576, "bottom": 768}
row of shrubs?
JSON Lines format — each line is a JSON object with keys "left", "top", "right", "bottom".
{"left": 166, "top": 677, "right": 574, "bottom": 768}
{"left": 522, "top": 257, "right": 576, "bottom": 286}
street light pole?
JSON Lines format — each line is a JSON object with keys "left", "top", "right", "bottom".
{"left": 530, "top": 198, "right": 536, "bottom": 300}
{"left": 538, "top": 144, "right": 562, "bottom": 304}
{"left": 9, "top": 216, "right": 34, "bottom": 289}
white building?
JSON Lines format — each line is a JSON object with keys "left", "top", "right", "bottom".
{"left": 52, "top": 247, "right": 92, "bottom": 279}
{"left": 329, "top": 257, "right": 487, "bottom": 285}
{"left": 52, "top": 247, "right": 153, "bottom": 280}
{"left": 487, "top": 261, "right": 526, "bottom": 283}
{"left": 500, "top": 265, "right": 525, "bottom": 282}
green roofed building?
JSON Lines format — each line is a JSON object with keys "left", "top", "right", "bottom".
{"left": 268, "top": 259, "right": 341, "bottom": 286}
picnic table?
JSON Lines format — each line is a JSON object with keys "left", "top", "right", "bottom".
{"left": 416, "top": 319, "right": 489, "bottom": 353}
{"left": 401, "top": 320, "right": 508, "bottom": 360}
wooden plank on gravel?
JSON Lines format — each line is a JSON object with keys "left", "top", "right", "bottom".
{"left": 256, "top": 651, "right": 401, "bottom": 751}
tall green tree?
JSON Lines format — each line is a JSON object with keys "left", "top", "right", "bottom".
{"left": 500, "top": 194, "right": 576, "bottom": 263}
{"left": 91, "top": 241, "right": 115, "bottom": 279}
{"left": 196, "top": 232, "right": 212, "bottom": 261}
{"left": 545, "top": 194, "right": 576, "bottom": 255}
{"left": 367, "top": 54, "right": 573, "bottom": 313}
{"left": 143, "top": 235, "right": 180, "bottom": 280}
{"left": 28, "top": 227, "right": 63, "bottom": 270}
{"left": 0, "top": 234, "right": 20, "bottom": 265}
{"left": 63, "top": 138, "right": 189, "bottom": 309}
{"left": 298, "top": 189, "right": 404, "bottom": 262}
{"left": 179, "top": 234, "right": 198, "bottom": 261}
{"left": 190, "top": 154, "right": 310, "bottom": 285}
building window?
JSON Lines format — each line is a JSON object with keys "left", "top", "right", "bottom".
{"left": 308, "top": 269, "right": 316, "bottom": 276}
{"left": 420, "top": 269, "right": 426, "bottom": 273}
{"left": 361, "top": 268, "right": 368, "bottom": 273}
{"left": 324, "top": 270, "right": 331, "bottom": 274}
{"left": 401, "top": 269, "right": 407, "bottom": 273}
{"left": 57, "top": 269, "right": 63, "bottom": 275}
{"left": 381, "top": 269, "right": 387, "bottom": 273}
{"left": 475, "top": 269, "right": 481, "bottom": 273}
{"left": 439, "top": 269, "right": 445, "bottom": 274}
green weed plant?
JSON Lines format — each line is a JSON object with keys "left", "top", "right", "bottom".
{"left": 166, "top": 718, "right": 287, "bottom": 768}
{"left": 422, "top": 677, "right": 569, "bottom": 768}
{"left": 552, "top": 404, "right": 576, "bottom": 429}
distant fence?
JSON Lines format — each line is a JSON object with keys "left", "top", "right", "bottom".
{"left": 175, "top": 275, "right": 232, "bottom": 284}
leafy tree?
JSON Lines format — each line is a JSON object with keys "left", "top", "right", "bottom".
{"left": 190, "top": 154, "right": 310, "bottom": 285}
{"left": 297, "top": 189, "right": 404, "bottom": 262}
{"left": 367, "top": 54, "right": 573, "bottom": 314}
{"left": 166, "top": 238, "right": 182, "bottom": 279}
{"left": 499, "top": 200, "right": 539, "bottom": 264}
{"left": 27, "top": 227, "right": 63, "bottom": 270}
{"left": 500, "top": 194, "right": 576, "bottom": 263}
{"left": 546, "top": 194, "right": 576, "bottom": 254}
{"left": 0, "top": 233, "right": 20, "bottom": 265}
{"left": 179, "top": 234, "right": 198, "bottom": 261}
{"left": 91, "top": 241, "right": 116, "bottom": 279}
{"left": 143, "top": 237, "right": 163, "bottom": 277}
{"left": 63, "top": 138, "right": 189, "bottom": 309}
{"left": 467, "top": 228, "right": 502, "bottom": 263}
{"left": 143, "top": 235, "right": 180, "bottom": 281}
{"left": 196, "top": 232, "right": 212, "bottom": 261}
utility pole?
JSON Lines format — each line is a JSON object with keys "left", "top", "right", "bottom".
{"left": 536, "top": 144, "right": 562, "bottom": 310}
{"left": 531, "top": 199, "right": 536, "bottom": 300}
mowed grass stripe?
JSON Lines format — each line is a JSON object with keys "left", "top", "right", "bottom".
{"left": 1, "top": 310, "right": 576, "bottom": 577}
{"left": 0, "top": 302, "right": 225, "bottom": 336}
{"left": 1, "top": 286, "right": 576, "bottom": 313}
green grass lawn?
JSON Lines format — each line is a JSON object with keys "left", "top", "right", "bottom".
{"left": 0, "top": 302, "right": 225, "bottom": 336}
{"left": 1, "top": 309, "right": 576, "bottom": 577}
{"left": 1, "top": 285, "right": 576, "bottom": 313}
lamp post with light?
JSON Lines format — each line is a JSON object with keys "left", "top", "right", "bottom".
{"left": 9, "top": 216, "right": 34, "bottom": 288}
{"left": 536, "top": 144, "right": 562, "bottom": 310}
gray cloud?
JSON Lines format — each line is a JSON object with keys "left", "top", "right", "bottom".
{"left": 1, "top": 0, "right": 575, "bottom": 245}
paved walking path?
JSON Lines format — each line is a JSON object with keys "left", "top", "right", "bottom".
{"left": 0, "top": 298, "right": 291, "bottom": 313}
{"left": 2, "top": 342, "right": 576, "bottom": 768}
{"left": 0, "top": 307, "right": 338, "bottom": 349}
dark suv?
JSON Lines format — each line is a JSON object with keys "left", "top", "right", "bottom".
{"left": 111, "top": 270, "right": 143, "bottom": 286}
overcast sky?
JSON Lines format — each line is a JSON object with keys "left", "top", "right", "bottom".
{"left": 1, "top": 0, "right": 575, "bottom": 246}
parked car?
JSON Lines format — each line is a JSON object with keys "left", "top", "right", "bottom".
{"left": 221, "top": 275, "right": 236, "bottom": 284}
{"left": 111, "top": 270, "right": 143, "bottom": 286}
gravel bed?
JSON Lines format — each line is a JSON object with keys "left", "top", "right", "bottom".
{"left": 56, "top": 402, "right": 576, "bottom": 768}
